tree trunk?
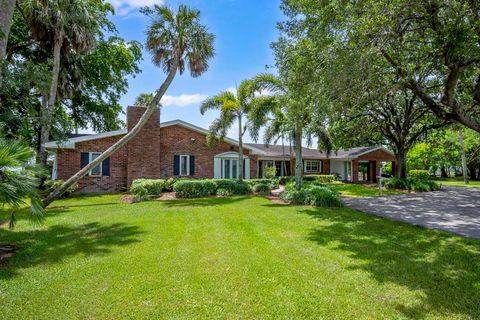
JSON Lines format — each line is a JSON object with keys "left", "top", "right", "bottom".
{"left": 238, "top": 114, "right": 244, "bottom": 181}
{"left": 459, "top": 128, "right": 469, "bottom": 184}
{"left": 0, "top": 0, "right": 16, "bottom": 84}
{"left": 294, "top": 121, "right": 303, "bottom": 190}
{"left": 42, "top": 59, "right": 179, "bottom": 207}
{"left": 395, "top": 151, "right": 407, "bottom": 179}
{"left": 38, "top": 29, "right": 64, "bottom": 165}
{"left": 440, "top": 165, "right": 449, "bottom": 178}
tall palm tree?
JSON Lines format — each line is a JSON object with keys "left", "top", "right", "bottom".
{"left": 134, "top": 93, "right": 155, "bottom": 107}
{"left": 200, "top": 80, "right": 256, "bottom": 181}
{"left": 43, "top": 4, "right": 215, "bottom": 207}
{"left": 19, "top": 0, "right": 109, "bottom": 165}
{"left": 0, "top": 138, "right": 44, "bottom": 229}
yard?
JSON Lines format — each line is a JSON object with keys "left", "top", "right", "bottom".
{"left": 435, "top": 177, "right": 480, "bottom": 189}
{"left": 1, "top": 194, "right": 479, "bottom": 319}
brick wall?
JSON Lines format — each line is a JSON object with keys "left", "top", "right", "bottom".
{"left": 56, "top": 135, "right": 128, "bottom": 192}
{"left": 159, "top": 124, "right": 256, "bottom": 179}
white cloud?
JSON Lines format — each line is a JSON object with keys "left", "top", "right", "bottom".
{"left": 161, "top": 94, "right": 208, "bottom": 107}
{"left": 108, "top": 0, "right": 164, "bottom": 16}
{"left": 226, "top": 86, "right": 236, "bottom": 94}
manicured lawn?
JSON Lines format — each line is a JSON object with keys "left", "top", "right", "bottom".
{"left": 326, "top": 182, "right": 405, "bottom": 197}
{"left": 434, "top": 178, "right": 480, "bottom": 189}
{"left": 1, "top": 194, "right": 479, "bottom": 319}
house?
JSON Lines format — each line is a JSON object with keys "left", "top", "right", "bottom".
{"left": 45, "top": 106, "right": 396, "bottom": 193}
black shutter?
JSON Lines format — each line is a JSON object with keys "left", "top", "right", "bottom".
{"left": 80, "top": 152, "right": 89, "bottom": 168}
{"left": 173, "top": 155, "right": 180, "bottom": 175}
{"left": 243, "top": 159, "right": 246, "bottom": 177}
{"left": 189, "top": 156, "right": 195, "bottom": 176}
{"left": 102, "top": 157, "right": 110, "bottom": 176}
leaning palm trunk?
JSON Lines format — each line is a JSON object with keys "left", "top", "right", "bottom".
{"left": 38, "top": 30, "right": 64, "bottom": 165}
{"left": 294, "top": 121, "right": 303, "bottom": 190}
{"left": 0, "top": 0, "right": 16, "bottom": 84}
{"left": 43, "top": 59, "right": 179, "bottom": 207}
{"left": 238, "top": 114, "right": 244, "bottom": 181}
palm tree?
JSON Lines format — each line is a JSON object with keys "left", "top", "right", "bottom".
{"left": 200, "top": 80, "right": 256, "bottom": 181}
{"left": 19, "top": 0, "right": 111, "bottom": 165}
{"left": 43, "top": 4, "right": 215, "bottom": 207}
{"left": 134, "top": 93, "right": 155, "bottom": 107}
{"left": 0, "top": 138, "right": 44, "bottom": 229}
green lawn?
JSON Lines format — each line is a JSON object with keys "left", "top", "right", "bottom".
{"left": 1, "top": 195, "right": 479, "bottom": 319}
{"left": 434, "top": 178, "right": 480, "bottom": 188}
{"left": 326, "top": 182, "right": 405, "bottom": 197}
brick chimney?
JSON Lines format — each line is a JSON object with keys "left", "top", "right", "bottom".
{"left": 126, "top": 106, "right": 161, "bottom": 186}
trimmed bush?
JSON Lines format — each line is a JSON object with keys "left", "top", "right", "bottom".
{"left": 213, "top": 179, "right": 251, "bottom": 195}
{"left": 216, "top": 188, "right": 233, "bottom": 196}
{"left": 306, "top": 185, "right": 342, "bottom": 207}
{"left": 43, "top": 179, "right": 78, "bottom": 198}
{"left": 173, "top": 180, "right": 216, "bottom": 198}
{"left": 131, "top": 179, "right": 165, "bottom": 201}
{"left": 252, "top": 183, "right": 271, "bottom": 195}
{"left": 278, "top": 176, "right": 294, "bottom": 185}
{"left": 409, "top": 170, "right": 430, "bottom": 181}
{"left": 280, "top": 185, "right": 309, "bottom": 204}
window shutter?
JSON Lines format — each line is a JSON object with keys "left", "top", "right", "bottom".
{"left": 80, "top": 152, "right": 89, "bottom": 168}
{"left": 102, "top": 157, "right": 110, "bottom": 176}
{"left": 189, "top": 156, "right": 195, "bottom": 176}
{"left": 173, "top": 155, "right": 180, "bottom": 175}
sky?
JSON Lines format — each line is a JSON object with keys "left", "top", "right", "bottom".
{"left": 103, "top": 0, "right": 284, "bottom": 143}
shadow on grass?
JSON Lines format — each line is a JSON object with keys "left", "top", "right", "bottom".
{"left": 302, "top": 208, "right": 480, "bottom": 319}
{"left": 0, "top": 222, "right": 144, "bottom": 280}
{"left": 158, "top": 196, "right": 252, "bottom": 208}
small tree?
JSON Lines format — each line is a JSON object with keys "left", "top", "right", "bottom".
{"left": 200, "top": 80, "right": 256, "bottom": 181}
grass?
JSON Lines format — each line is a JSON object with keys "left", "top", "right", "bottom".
{"left": 325, "top": 182, "right": 405, "bottom": 197}
{"left": 1, "top": 194, "right": 479, "bottom": 319}
{"left": 434, "top": 177, "right": 480, "bottom": 188}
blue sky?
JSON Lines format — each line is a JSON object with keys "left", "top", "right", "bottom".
{"left": 105, "top": 0, "right": 283, "bottom": 143}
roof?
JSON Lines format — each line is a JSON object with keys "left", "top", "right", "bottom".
{"left": 44, "top": 119, "right": 264, "bottom": 153}
{"left": 245, "top": 144, "right": 393, "bottom": 160}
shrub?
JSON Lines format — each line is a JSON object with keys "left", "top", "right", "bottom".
{"left": 278, "top": 176, "right": 294, "bottom": 185}
{"left": 246, "top": 178, "right": 279, "bottom": 189}
{"left": 263, "top": 166, "right": 277, "bottom": 178}
{"left": 383, "top": 177, "right": 440, "bottom": 192}
{"left": 304, "top": 174, "right": 336, "bottom": 183}
{"left": 213, "top": 179, "right": 251, "bottom": 195}
{"left": 280, "top": 185, "right": 309, "bottom": 204}
{"left": 131, "top": 179, "right": 164, "bottom": 196}
{"left": 216, "top": 188, "right": 233, "bottom": 196}
{"left": 252, "top": 183, "right": 271, "bottom": 195}
{"left": 306, "top": 185, "right": 342, "bottom": 207}
{"left": 173, "top": 180, "right": 216, "bottom": 198}
{"left": 163, "top": 178, "right": 176, "bottom": 191}
{"left": 409, "top": 170, "right": 430, "bottom": 181}
{"left": 43, "top": 179, "right": 78, "bottom": 198}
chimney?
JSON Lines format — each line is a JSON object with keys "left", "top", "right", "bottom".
{"left": 126, "top": 106, "right": 161, "bottom": 186}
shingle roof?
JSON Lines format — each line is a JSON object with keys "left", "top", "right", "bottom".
{"left": 244, "top": 144, "right": 389, "bottom": 159}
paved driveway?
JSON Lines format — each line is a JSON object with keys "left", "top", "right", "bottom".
{"left": 343, "top": 186, "right": 480, "bottom": 239}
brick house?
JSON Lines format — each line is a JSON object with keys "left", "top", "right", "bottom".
{"left": 45, "top": 106, "right": 396, "bottom": 193}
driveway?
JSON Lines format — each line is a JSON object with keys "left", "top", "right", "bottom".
{"left": 343, "top": 186, "right": 480, "bottom": 239}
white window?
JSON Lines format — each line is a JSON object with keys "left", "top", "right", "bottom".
{"left": 221, "top": 159, "right": 239, "bottom": 179}
{"left": 89, "top": 152, "right": 102, "bottom": 176}
{"left": 305, "top": 160, "right": 320, "bottom": 173}
{"left": 180, "top": 155, "right": 190, "bottom": 176}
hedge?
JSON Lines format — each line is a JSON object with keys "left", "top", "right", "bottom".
{"left": 130, "top": 179, "right": 165, "bottom": 200}
{"left": 383, "top": 177, "right": 440, "bottom": 192}
{"left": 252, "top": 183, "right": 272, "bottom": 195}
{"left": 173, "top": 180, "right": 217, "bottom": 198}
{"left": 304, "top": 174, "right": 337, "bottom": 183}
{"left": 212, "top": 179, "right": 251, "bottom": 195}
